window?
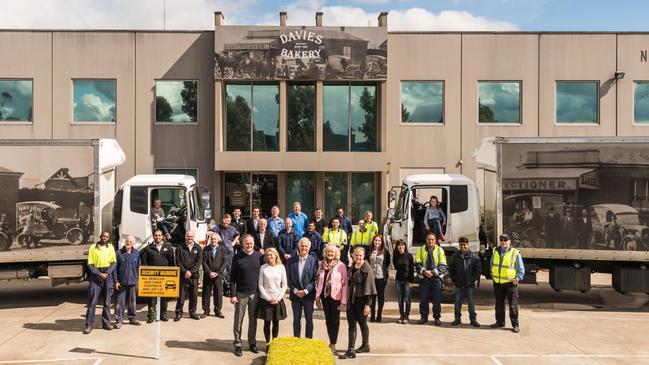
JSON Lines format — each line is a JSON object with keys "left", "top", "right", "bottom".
{"left": 324, "top": 172, "right": 378, "bottom": 224}
{"left": 400, "top": 81, "right": 443, "bottom": 124}
{"left": 287, "top": 172, "right": 315, "bottom": 217}
{"left": 73, "top": 80, "right": 116, "bottom": 122}
{"left": 323, "top": 83, "right": 377, "bottom": 152}
{"left": 130, "top": 186, "right": 148, "bottom": 214}
{"left": 556, "top": 81, "right": 598, "bottom": 124}
{"left": 324, "top": 173, "right": 348, "bottom": 220}
{"left": 634, "top": 82, "right": 649, "bottom": 123}
{"left": 351, "top": 173, "right": 376, "bottom": 223}
{"left": 287, "top": 83, "right": 316, "bottom": 151}
{"left": 155, "top": 168, "right": 198, "bottom": 182}
{"left": 478, "top": 81, "right": 521, "bottom": 124}
{"left": 450, "top": 185, "right": 468, "bottom": 213}
{"left": 225, "top": 83, "right": 279, "bottom": 151}
{"left": 155, "top": 80, "right": 198, "bottom": 123}
{"left": 0, "top": 79, "right": 32, "bottom": 122}
{"left": 224, "top": 173, "right": 278, "bottom": 218}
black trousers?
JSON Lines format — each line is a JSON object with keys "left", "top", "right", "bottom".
{"left": 493, "top": 282, "right": 519, "bottom": 326}
{"left": 322, "top": 296, "right": 341, "bottom": 345}
{"left": 202, "top": 274, "right": 223, "bottom": 314}
{"left": 176, "top": 276, "right": 198, "bottom": 315}
{"left": 148, "top": 297, "right": 168, "bottom": 320}
{"left": 370, "top": 277, "right": 387, "bottom": 319}
{"left": 263, "top": 319, "right": 280, "bottom": 343}
{"left": 346, "top": 297, "right": 369, "bottom": 350}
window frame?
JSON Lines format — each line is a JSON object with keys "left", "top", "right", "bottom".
{"left": 71, "top": 78, "right": 117, "bottom": 124}
{"left": 223, "top": 81, "right": 280, "bottom": 152}
{"left": 633, "top": 80, "right": 649, "bottom": 126}
{"left": 0, "top": 78, "right": 34, "bottom": 124}
{"left": 322, "top": 171, "right": 379, "bottom": 224}
{"left": 477, "top": 80, "right": 523, "bottom": 126}
{"left": 154, "top": 79, "right": 200, "bottom": 125}
{"left": 554, "top": 80, "right": 600, "bottom": 126}
{"left": 399, "top": 80, "right": 445, "bottom": 125}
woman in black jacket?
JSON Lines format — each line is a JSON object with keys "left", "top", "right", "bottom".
{"left": 367, "top": 234, "right": 390, "bottom": 322}
{"left": 392, "top": 239, "right": 414, "bottom": 324}
{"left": 339, "top": 246, "right": 377, "bottom": 360}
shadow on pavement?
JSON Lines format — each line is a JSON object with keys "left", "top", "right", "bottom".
{"left": 166, "top": 338, "right": 270, "bottom": 356}
{"left": 70, "top": 346, "right": 155, "bottom": 360}
{"left": 23, "top": 318, "right": 86, "bottom": 332}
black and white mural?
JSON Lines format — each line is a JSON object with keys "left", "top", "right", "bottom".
{"left": 501, "top": 141, "right": 649, "bottom": 251}
{"left": 214, "top": 26, "right": 387, "bottom": 81}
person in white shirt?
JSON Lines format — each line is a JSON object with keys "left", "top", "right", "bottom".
{"left": 256, "top": 248, "right": 288, "bottom": 349}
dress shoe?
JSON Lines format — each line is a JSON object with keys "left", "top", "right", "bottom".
{"left": 83, "top": 326, "right": 92, "bottom": 334}
{"left": 129, "top": 319, "right": 141, "bottom": 326}
{"left": 369, "top": 317, "right": 375, "bottom": 323}
{"left": 434, "top": 319, "right": 442, "bottom": 326}
{"left": 147, "top": 318, "right": 154, "bottom": 324}
{"left": 490, "top": 322, "right": 505, "bottom": 328}
{"left": 451, "top": 319, "right": 461, "bottom": 326}
{"left": 249, "top": 345, "right": 258, "bottom": 354}
{"left": 355, "top": 344, "right": 370, "bottom": 353}
{"left": 470, "top": 320, "right": 481, "bottom": 328}
{"left": 417, "top": 318, "right": 427, "bottom": 325}
{"left": 329, "top": 344, "right": 337, "bottom": 356}
{"left": 512, "top": 326, "right": 520, "bottom": 333}
{"left": 339, "top": 349, "right": 356, "bottom": 359}
{"left": 376, "top": 315, "right": 382, "bottom": 322}
{"left": 173, "top": 315, "right": 181, "bottom": 322}
{"left": 404, "top": 316, "right": 410, "bottom": 324}
{"left": 190, "top": 313, "right": 200, "bottom": 320}
{"left": 160, "top": 315, "right": 169, "bottom": 322}
{"left": 200, "top": 312, "right": 208, "bottom": 319}
{"left": 114, "top": 322, "right": 122, "bottom": 329}
{"left": 215, "top": 311, "right": 225, "bottom": 318}
{"left": 234, "top": 346, "right": 242, "bottom": 357}
{"left": 102, "top": 324, "right": 114, "bottom": 330}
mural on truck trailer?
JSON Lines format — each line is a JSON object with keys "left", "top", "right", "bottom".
{"left": 501, "top": 142, "right": 649, "bottom": 251}
{"left": 214, "top": 26, "right": 387, "bottom": 81}
{"left": 0, "top": 145, "right": 94, "bottom": 253}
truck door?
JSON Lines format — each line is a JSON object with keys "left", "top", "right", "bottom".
{"left": 187, "top": 186, "right": 211, "bottom": 246}
{"left": 120, "top": 186, "right": 152, "bottom": 249}
{"left": 387, "top": 186, "right": 411, "bottom": 249}
{"left": 447, "top": 184, "right": 480, "bottom": 251}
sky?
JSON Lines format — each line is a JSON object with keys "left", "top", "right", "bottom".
{"left": 1, "top": 0, "right": 648, "bottom": 31}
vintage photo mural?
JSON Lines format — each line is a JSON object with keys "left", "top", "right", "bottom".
{"left": 214, "top": 25, "right": 387, "bottom": 81}
{"left": 0, "top": 145, "right": 94, "bottom": 254}
{"left": 501, "top": 141, "right": 649, "bottom": 251}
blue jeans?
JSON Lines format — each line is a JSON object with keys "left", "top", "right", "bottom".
{"left": 115, "top": 284, "right": 137, "bottom": 322}
{"left": 157, "top": 220, "right": 173, "bottom": 236}
{"left": 427, "top": 218, "right": 443, "bottom": 238}
{"left": 419, "top": 278, "right": 442, "bottom": 320}
{"left": 291, "top": 297, "right": 315, "bottom": 338}
{"left": 395, "top": 280, "right": 411, "bottom": 316}
{"left": 454, "top": 286, "right": 476, "bottom": 321}
{"left": 85, "top": 274, "right": 113, "bottom": 327}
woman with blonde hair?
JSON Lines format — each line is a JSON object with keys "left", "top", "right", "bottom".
{"left": 256, "top": 247, "right": 288, "bottom": 349}
{"left": 315, "top": 244, "right": 348, "bottom": 355}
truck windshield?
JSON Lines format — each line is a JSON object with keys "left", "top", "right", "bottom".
{"left": 394, "top": 187, "right": 408, "bottom": 220}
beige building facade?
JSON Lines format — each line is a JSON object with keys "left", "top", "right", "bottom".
{"left": 2, "top": 12, "right": 649, "bottom": 223}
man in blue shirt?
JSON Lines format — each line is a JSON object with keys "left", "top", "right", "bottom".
{"left": 113, "top": 235, "right": 141, "bottom": 328}
{"left": 490, "top": 233, "right": 525, "bottom": 333}
{"left": 288, "top": 202, "right": 309, "bottom": 238}
{"left": 267, "top": 205, "right": 285, "bottom": 238}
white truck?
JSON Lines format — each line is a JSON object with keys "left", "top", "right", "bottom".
{"left": 384, "top": 137, "right": 649, "bottom": 294}
{"left": 0, "top": 139, "right": 211, "bottom": 282}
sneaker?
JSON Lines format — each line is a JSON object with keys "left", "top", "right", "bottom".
{"left": 147, "top": 318, "right": 154, "bottom": 324}
{"left": 471, "top": 320, "right": 481, "bottom": 328}
{"left": 404, "top": 316, "right": 410, "bottom": 325}
{"left": 434, "top": 319, "right": 442, "bottom": 326}
{"left": 114, "top": 322, "right": 122, "bottom": 329}
{"left": 129, "top": 319, "right": 141, "bottom": 326}
{"left": 490, "top": 322, "right": 505, "bottom": 328}
{"left": 234, "top": 346, "right": 243, "bottom": 357}
{"left": 102, "top": 324, "right": 114, "bottom": 331}
{"left": 451, "top": 319, "right": 461, "bottom": 326}
{"left": 512, "top": 326, "right": 520, "bottom": 333}
{"left": 200, "top": 312, "right": 208, "bottom": 319}
{"left": 173, "top": 315, "right": 181, "bottom": 322}
{"left": 83, "top": 326, "right": 92, "bottom": 334}
{"left": 165, "top": 233, "right": 172, "bottom": 241}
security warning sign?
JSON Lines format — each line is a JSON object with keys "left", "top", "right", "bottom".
{"left": 138, "top": 266, "right": 180, "bottom": 298}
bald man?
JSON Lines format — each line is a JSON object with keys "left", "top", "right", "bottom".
{"left": 113, "top": 236, "right": 141, "bottom": 328}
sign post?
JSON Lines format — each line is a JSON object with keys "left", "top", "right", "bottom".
{"left": 138, "top": 266, "right": 180, "bottom": 360}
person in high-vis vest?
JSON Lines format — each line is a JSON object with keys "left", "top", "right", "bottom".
{"left": 414, "top": 232, "right": 447, "bottom": 326}
{"left": 323, "top": 218, "right": 349, "bottom": 264}
{"left": 490, "top": 233, "right": 525, "bottom": 333}
{"left": 363, "top": 211, "right": 379, "bottom": 239}
{"left": 350, "top": 220, "right": 372, "bottom": 255}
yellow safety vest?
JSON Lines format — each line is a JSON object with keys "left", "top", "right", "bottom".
{"left": 323, "top": 228, "right": 348, "bottom": 247}
{"left": 87, "top": 243, "right": 116, "bottom": 268}
{"left": 350, "top": 229, "right": 372, "bottom": 247}
{"left": 491, "top": 247, "right": 520, "bottom": 284}
{"left": 414, "top": 245, "right": 446, "bottom": 268}
{"left": 365, "top": 221, "right": 379, "bottom": 238}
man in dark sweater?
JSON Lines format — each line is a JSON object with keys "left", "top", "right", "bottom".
{"left": 230, "top": 234, "right": 262, "bottom": 357}
{"left": 449, "top": 237, "right": 482, "bottom": 327}
{"left": 139, "top": 229, "right": 176, "bottom": 323}
{"left": 174, "top": 231, "right": 203, "bottom": 321}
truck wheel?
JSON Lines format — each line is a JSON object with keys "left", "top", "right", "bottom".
{"left": 623, "top": 238, "right": 637, "bottom": 251}
{"left": 66, "top": 228, "right": 84, "bottom": 245}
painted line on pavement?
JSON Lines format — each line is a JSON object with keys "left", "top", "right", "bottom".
{"left": 0, "top": 358, "right": 102, "bottom": 364}
{"left": 357, "top": 353, "right": 649, "bottom": 358}
{"left": 490, "top": 355, "right": 505, "bottom": 365}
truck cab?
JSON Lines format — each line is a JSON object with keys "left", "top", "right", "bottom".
{"left": 113, "top": 174, "right": 212, "bottom": 248}
{"left": 384, "top": 174, "right": 482, "bottom": 255}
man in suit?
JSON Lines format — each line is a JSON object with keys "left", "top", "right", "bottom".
{"left": 232, "top": 208, "right": 247, "bottom": 236}
{"left": 175, "top": 231, "right": 203, "bottom": 321}
{"left": 201, "top": 232, "right": 227, "bottom": 319}
{"left": 246, "top": 207, "right": 261, "bottom": 236}
{"left": 140, "top": 229, "right": 176, "bottom": 323}
{"left": 287, "top": 238, "right": 318, "bottom": 338}
{"left": 253, "top": 218, "right": 275, "bottom": 255}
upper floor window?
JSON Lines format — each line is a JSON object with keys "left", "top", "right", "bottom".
{"left": 478, "top": 81, "right": 521, "bottom": 124}
{"left": 155, "top": 80, "right": 198, "bottom": 123}
{"left": 225, "top": 83, "right": 279, "bottom": 151}
{"left": 287, "top": 83, "right": 315, "bottom": 151}
{"left": 73, "top": 79, "right": 116, "bottom": 123}
{"left": 634, "top": 81, "right": 649, "bottom": 124}
{"left": 0, "top": 79, "right": 32, "bottom": 122}
{"left": 401, "top": 81, "right": 443, "bottom": 124}
{"left": 556, "top": 81, "right": 598, "bottom": 124}
{"left": 323, "top": 83, "right": 377, "bottom": 152}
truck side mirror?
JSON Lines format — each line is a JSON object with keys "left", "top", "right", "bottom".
{"left": 388, "top": 190, "right": 397, "bottom": 208}
{"left": 200, "top": 190, "right": 211, "bottom": 210}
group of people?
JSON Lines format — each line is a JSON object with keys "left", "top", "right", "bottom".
{"left": 83, "top": 201, "right": 525, "bottom": 360}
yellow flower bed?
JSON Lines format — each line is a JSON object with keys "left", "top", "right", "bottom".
{"left": 266, "top": 337, "right": 335, "bottom": 365}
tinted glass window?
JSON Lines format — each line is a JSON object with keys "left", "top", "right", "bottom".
{"left": 73, "top": 80, "right": 116, "bottom": 122}
{"left": 287, "top": 84, "right": 315, "bottom": 151}
{"left": 287, "top": 172, "right": 315, "bottom": 217}
{"left": 323, "top": 85, "right": 349, "bottom": 151}
{"left": 0, "top": 80, "right": 32, "bottom": 122}
{"left": 634, "top": 82, "right": 649, "bottom": 123}
{"left": 130, "top": 186, "right": 148, "bottom": 214}
{"left": 155, "top": 80, "right": 197, "bottom": 123}
{"left": 324, "top": 173, "right": 348, "bottom": 219}
{"left": 351, "top": 85, "right": 377, "bottom": 151}
{"left": 556, "top": 82, "right": 598, "bottom": 124}
{"left": 252, "top": 84, "right": 279, "bottom": 151}
{"left": 450, "top": 185, "right": 468, "bottom": 213}
{"left": 401, "top": 81, "right": 443, "bottom": 123}
{"left": 479, "top": 82, "right": 521, "bottom": 124}
{"left": 351, "top": 173, "right": 376, "bottom": 223}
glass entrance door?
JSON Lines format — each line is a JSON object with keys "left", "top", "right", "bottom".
{"left": 224, "top": 172, "right": 278, "bottom": 218}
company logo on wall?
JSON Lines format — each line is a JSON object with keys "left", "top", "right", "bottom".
{"left": 215, "top": 26, "right": 387, "bottom": 81}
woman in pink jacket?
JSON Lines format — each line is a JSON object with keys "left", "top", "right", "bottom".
{"left": 316, "top": 244, "right": 348, "bottom": 355}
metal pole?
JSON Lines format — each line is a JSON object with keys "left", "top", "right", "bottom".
{"left": 155, "top": 297, "right": 161, "bottom": 360}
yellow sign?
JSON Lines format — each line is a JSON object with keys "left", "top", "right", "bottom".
{"left": 137, "top": 266, "right": 180, "bottom": 298}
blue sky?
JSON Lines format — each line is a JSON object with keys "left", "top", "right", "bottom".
{"left": 1, "top": 0, "right": 648, "bottom": 31}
